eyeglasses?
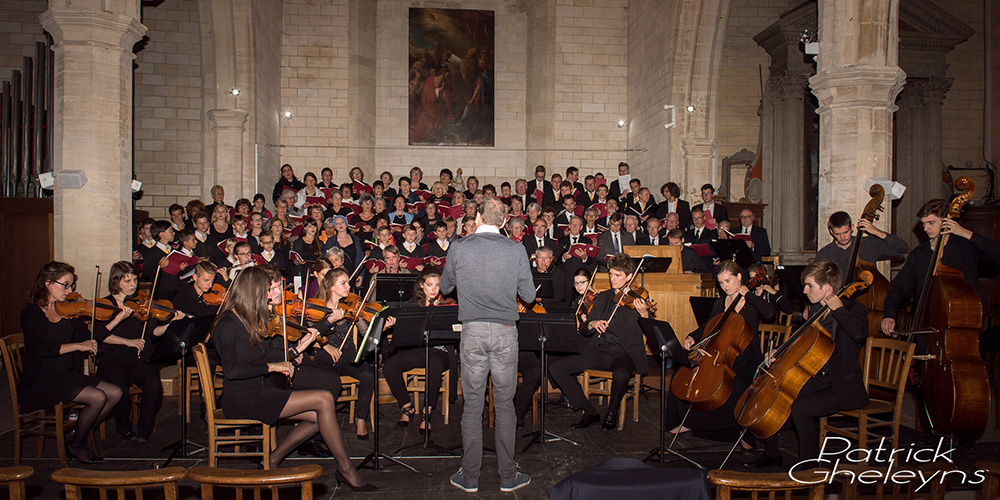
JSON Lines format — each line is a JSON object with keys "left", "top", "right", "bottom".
{"left": 53, "top": 281, "right": 76, "bottom": 291}
{"left": 739, "top": 215, "right": 754, "bottom": 219}
{"left": 573, "top": 281, "right": 589, "bottom": 286}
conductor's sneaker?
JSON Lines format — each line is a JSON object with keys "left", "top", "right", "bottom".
{"left": 500, "top": 472, "right": 531, "bottom": 493}
{"left": 450, "top": 468, "right": 478, "bottom": 493}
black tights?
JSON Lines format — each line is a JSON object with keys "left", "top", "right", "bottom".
{"left": 272, "top": 390, "right": 366, "bottom": 487}
{"left": 69, "top": 381, "right": 122, "bottom": 458}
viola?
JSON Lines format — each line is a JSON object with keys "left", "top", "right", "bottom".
{"left": 201, "top": 283, "right": 228, "bottom": 306}
{"left": 611, "top": 282, "right": 658, "bottom": 314}
{"left": 735, "top": 272, "right": 873, "bottom": 438}
{"left": 264, "top": 313, "right": 326, "bottom": 344}
{"left": 431, "top": 294, "right": 456, "bottom": 306}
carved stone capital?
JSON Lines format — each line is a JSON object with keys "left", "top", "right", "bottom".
{"left": 809, "top": 66, "right": 907, "bottom": 113}
{"left": 208, "top": 109, "right": 250, "bottom": 130}
{"left": 898, "top": 77, "right": 952, "bottom": 106}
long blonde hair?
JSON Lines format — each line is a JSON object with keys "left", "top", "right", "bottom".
{"left": 213, "top": 267, "right": 271, "bottom": 347}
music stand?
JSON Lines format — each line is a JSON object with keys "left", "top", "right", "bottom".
{"left": 710, "top": 240, "right": 756, "bottom": 269}
{"left": 636, "top": 318, "right": 702, "bottom": 468}
{"left": 532, "top": 273, "right": 555, "bottom": 300}
{"left": 390, "top": 306, "right": 462, "bottom": 458}
{"left": 375, "top": 274, "right": 417, "bottom": 307}
{"left": 160, "top": 315, "right": 214, "bottom": 466}
{"left": 775, "top": 265, "right": 808, "bottom": 305}
{"left": 630, "top": 257, "right": 673, "bottom": 288}
{"left": 689, "top": 297, "right": 717, "bottom": 326}
{"left": 518, "top": 312, "right": 581, "bottom": 453}
{"left": 356, "top": 313, "right": 418, "bottom": 472}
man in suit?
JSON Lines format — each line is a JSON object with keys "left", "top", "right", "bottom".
{"left": 513, "top": 178, "right": 530, "bottom": 210}
{"left": 655, "top": 182, "right": 692, "bottom": 229}
{"left": 555, "top": 195, "right": 578, "bottom": 228}
{"left": 736, "top": 208, "right": 771, "bottom": 262}
{"left": 667, "top": 229, "right": 708, "bottom": 273}
{"left": 698, "top": 183, "right": 729, "bottom": 228}
{"left": 607, "top": 162, "right": 631, "bottom": 202}
{"left": 529, "top": 165, "right": 555, "bottom": 208}
{"left": 565, "top": 166, "right": 585, "bottom": 197}
{"left": 523, "top": 218, "right": 560, "bottom": 259}
{"left": 684, "top": 206, "right": 718, "bottom": 245}
{"left": 597, "top": 214, "right": 634, "bottom": 268}
{"left": 548, "top": 253, "right": 650, "bottom": 430}
{"left": 663, "top": 212, "right": 681, "bottom": 233}
{"left": 541, "top": 208, "right": 564, "bottom": 240}
{"left": 627, "top": 187, "right": 657, "bottom": 224}
{"left": 623, "top": 215, "right": 643, "bottom": 242}
{"left": 558, "top": 216, "right": 593, "bottom": 266}
{"left": 578, "top": 175, "right": 599, "bottom": 208}
{"left": 636, "top": 217, "right": 665, "bottom": 246}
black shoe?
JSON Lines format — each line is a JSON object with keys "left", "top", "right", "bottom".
{"left": 356, "top": 432, "right": 370, "bottom": 441}
{"left": 118, "top": 429, "right": 136, "bottom": 440}
{"left": 601, "top": 412, "right": 619, "bottom": 430}
{"left": 571, "top": 412, "right": 601, "bottom": 429}
{"left": 397, "top": 404, "right": 415, "bottom": 428}
{"left": 743, "top": 453, "right": 783, "bottom": 469}
{"left": 336, "top": 470, "right": 377, "bottom": 492}
{"left": 516, "top": 418, "right": 525, "bottom": 429}
{"left": 66, "top": 444, "right": 104, "bottom": 465}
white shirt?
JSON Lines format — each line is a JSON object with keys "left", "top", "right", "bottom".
{"left": 155, "top": 242, "right": 171, "bottom": 254}
{"left": 475, "top": 224, "right": 501, "bottom": 235}
{"left": 667, "top": 200, "right": 677, "bottom": 213}
{"left": 195, "top": 231, "right": 207, "bottom": 243}
{"left": 179, "top": 247, "right": 194, "bottom": 257}
{"left": 261, "top": 249, "right": 275, "bottom": 261}
{"left": 404, "top": 242, "right": 416, "bottom": 253}
{"left": 742, "top": 225, "right": 752, "bottom": 235}
{"left": 437, "top": 239, "right": 450, "bottom": 251}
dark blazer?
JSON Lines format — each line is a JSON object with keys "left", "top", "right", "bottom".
{"left": 142, "top": 245, "right": 180, "bottom": 300}
{"left": 625, "top": 201, "right": 657, "bottom": 222}
{"left": 608, "top": 178, "right": 630, "bottom": 203}
{"left": 583, "top": 290, "right": 649, "bottom": 375}
{"left": 523, "top": 234, "right": 561, "bottom": 259}
{"left": 739, "top": 225, "right": 771, "bottom": 262}
{"left": 699, "top": 202, "right": 729, "bottom": 226}
{"left": 528, "top": 179, "right": 554, "bottom": 207}
{"left": 654, "top": 199, "right": 692, "bottom": 229}
{"left": 683, "top": 227, "right": 718, "bottom": 245}
{"left": 635, "top": 231, "right": 666, "bottom": 246}
{"left": 557, "top": 233, "right": 592, "bottom": 265}
{"left": 577, "top": 190, "right": 599, "bottom": 208}
{"left": 597, "top": 231, "right": 635, "bottom": 264}
{"left": 679, "top": 245, "right": 709, "bottom": 273}
{"left": 257, "top": 249, "right": 290, "bottom": 278}
{"left": 324, "top": 233, "right": 365, "bottom": 275}
{"left": 809, "top": 299, "right": 869, "bottom": 410}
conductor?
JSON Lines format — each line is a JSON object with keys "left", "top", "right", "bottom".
{"left": 442, "top": 197, "right": 536, "bottom": 494}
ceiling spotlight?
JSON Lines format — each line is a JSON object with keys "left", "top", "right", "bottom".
{"left": 283, "top": 110, "right": 292, "bottom": 118}
{"left": 617, "top": 120, "right": 625, "bottom": 128}
{"left": 230, "top": 88, "right": 240, "bottom": 96}
{"left": 685, "top": 105, "right": 696, "bottom": 113}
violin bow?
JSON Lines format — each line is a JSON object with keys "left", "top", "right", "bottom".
{"left": 281, "top": 277, "right": 293, "bottom": 386}
{"left": 341, "top": 275, "right": 378, "bottom": 351}
{"left": 139, "top": 265, "right": 162, "bottom": 347}
{"left": 604, "top": 256, "right": 646, "bottom": 329}
{"left": 86, "top": 265, "right": 102, "bottom": 374}
{"left": 300, "top": 271, "right": 310, "bottom": 325}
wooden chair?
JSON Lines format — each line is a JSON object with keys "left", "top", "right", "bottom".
{"left": 977, "top": 461, "right": 999, "bottom": 500}
{"left": 707, "top": 468, "right": 826, "bottom": 499}
{"left": 581, "top": 369, "right": 640, "bottom": 430}
{"left": 777, "top": 311, "right": 793, "bottom": 326}
{"left": 188, "top": 464, "right": 322, "bottom": 500}
{"left": 838, "top": 463, "right": 953, "bottom": 499}
{"left": 758, "top": 323, "right": 791, "bottom": 354}
{"left": 193, "top": 344, "right": 275, "bottom": 468}
{"left": 51, "top": 467, "right": 186, "bottom": 500}
{"left": 2, "top": 333, "right": 77, "bottom": 466}
{"left": 403, "top": 367, "right": 450, "bottom": 424}
{"left": 338, "top": 375, "right": 363, "bottom": 421}
{"left": 0, "top": 466, "right": 33, "bottom": 500}
{"left": 820, "top": 337, "right": 914, "bottom": 454}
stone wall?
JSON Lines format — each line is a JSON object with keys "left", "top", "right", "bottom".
{"left": 253, "top": 0, "right": 283, "bottom": 202}
{"left": 132, "top": 0, "right": 204, "bottom": 218}
{"left": 0, "top": 0, "right": 47, "bottom": 79}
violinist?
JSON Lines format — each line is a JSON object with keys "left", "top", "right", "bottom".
{"left": 171, "top": 262, "right": 221, "bottom": 318}
{"left": 382, "top": 268, "right": 453, "bottom": 432}
{"left": 816, "top": 211, "right": 908, "bottom": 282}
{"left": 881, "top": 199, "right": 1000, "bottom": 338}
{"left": 748, "top": 263, "right": 794, "bottom": 321}
{"left": 95, "top": 261, "right": 184, "bottom": 442}
{"left": 20, "top": 262, "right": 122, "bottom": 464}
{"left": 303, "top": 259, "right": 333, "bottom": 300}
{"left": 749, "top": 261, "right": 868, "bottom": 468}
{"left": 664, "top": 260, "right": 774, "bottom": 444}
{"left": 548, "top": 253, "right": 651, "bottom": 430}
{"left": 299, "top": 268, "right": 385, "bottom": 441}
{"left": 212, "top": 266, "right": 374, "bottom": 489}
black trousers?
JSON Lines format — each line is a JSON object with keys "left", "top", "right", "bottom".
{"left": 98, "top": 357, "right": 163, "bottom": 437}
{"left": 514, "top": 351, "right": 541, "bottom": 420}
{"left": 548, "top": 343, "right": 635, "bottom": 416}
{"left": 383, "top": 347, "right": 448, "bottom": 410}
{"left": 763, "top": 379, "right": 839, "bottom": 460}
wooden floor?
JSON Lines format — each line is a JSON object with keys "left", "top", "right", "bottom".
{"left": 0, "top": 368, "right": 997, "bottom": 499}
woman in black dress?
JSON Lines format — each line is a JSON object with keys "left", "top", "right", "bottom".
{"left": 212, "top": 266, "right": 373, "bottom": 489}
{"left": 95, "top": 261, "right": 184, "bottom": 441}
{"left": 20, "top": 262, "right": 123, "bottom": 463}
{"left": 290, "top": 219, "right": 324, "bottom": 281}
{"left": 664, "top": 260, "right": 775, "bottom": 445}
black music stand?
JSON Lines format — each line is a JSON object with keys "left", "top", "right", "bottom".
{"left": 375, "top": 274, "right": 417, "bottom": 307}
{"left": 356, "top": 314, "right": 418, "bottom": 472}
{"left": 160, "top": 315, "right": 214, "bottom": 467}
{"left": 631, "top": 256, "right": 673, "bottom": 288}
{"left": 636, "top": 317, "right": 703, "bottom": 467}
{"left": 689, "top": 296, "right": 717, "bottom": 326}
{"left": 390, "top": 306, "right": 461, "bottom": 458}
{"left": 518, "top": 312, "right": 581, "bottom": 453}
{"left": 532, "top": 273, "right": 555, "bottom": 300}
{"left": 710, "top": 240, "right": 756, "bottom": 269}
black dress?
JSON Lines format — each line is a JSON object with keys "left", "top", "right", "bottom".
{"left": 18, "top": 304, "right": 100, "bottom": 412}
{"left": 213, "top": 311, "right": 290, "bottom": 425}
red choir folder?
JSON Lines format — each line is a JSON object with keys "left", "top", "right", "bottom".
{"left": 363, "top": 240, "right": 379, "bottom": 251}
{"left": 288, "top": 250, "right": 315, "bottom": 265}
{"left": 731, "top": 233, "right": 752, "bottom": 242}
{"left": 352, "top": 181, "right": 373, "bottom": 195}
{"left": 439, "top": 204, "right": 463, "bottom": 219}
{"left": 413, "top": 189, "right": 432, "bottom": 201}
{"left": 319, "top": 187, "right": 334, "bottom": 199}
{"left": 688, "top": 243, "right": 713, "bottom": 257}
{"left": 590, "top": 202, "right": 608, "bottom": 218}
{"left": 406, "top": 202, "right": 426, "bottom": 213}
{"left": 424, "top": 255, "right": 445, "bottom": 268}
{"left": 364, "top": 260, "right": 386, "bottom": 273}
{"left": 584, "top": 234, "right": 600, "bottom": 245}
{"left": 251, "top": 254, "right": 268, "bottom": 266}
{"left": 351, "top": 221, "right": 372, "bottom": 233}
{"left": 567, "top": 243, "right": 601, "bottom": 259}
{"left": 595, "top": 178, "right": 607, "bottom": 186}
{"left": 390, "top": 223, "right": 406, "bottom": 233}
{"left": 304, "top": 195, "right": 328, "bottom": 206}
{"left": 163, "top": 250, "right": 200, "bottom": 276}
{"left": 574, "top": 205, "right": 586, "bottom": 217}
{"left": 399, "top": 256, "right": 423, "bottom": 270}
{"left": 282, "top": 185, "right": 298, "bottom": 196}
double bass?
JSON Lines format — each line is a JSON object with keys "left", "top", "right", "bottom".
{"left": 670, "top": 267, "right": 766, "bottom": 411}
{"left": 845, "top": 185, "right": 892, "bottom": 339}
{"left": 904, "top": 176, "right": 989, "bottom": 438}
{"left": 735, "top": 272, "right": 873, "bottom": 438}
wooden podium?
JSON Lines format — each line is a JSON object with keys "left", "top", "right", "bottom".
{"left": 591, "top": 245, "right": 715, "bottom": 340}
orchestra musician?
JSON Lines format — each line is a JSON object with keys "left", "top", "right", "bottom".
{"left": 211, "top": 266, "right": 374, "bottom": 489}
{"left": 665, "top": 260, "right": 774, "bottom": 445}
{"left": 382, "top": 267, "right": 454, "bottom": 432}
{"left": 548, "top": 253, "right": 650, "bottom": 430}
{"left": 815, "top": 210, "right": 908, "bottom": 280}
{"left": 748, "top": 260, "right": 868, "bottom": 468}
{"left": 171, "top": 261, "right": 221, "bottom": 318}
{"left": 95, "top": 261, "right": 184, "bottom": 442}
{"left": 20, "top": 262, "right": 123, "bottom": 464}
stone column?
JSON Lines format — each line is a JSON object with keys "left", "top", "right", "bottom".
{"left": 810, "top": 0, "right": 906, "bottom": 237}
{"left": 680, "top": 137, "right": 717, "bottom": 201}
{"left": 40, "top": 1, "right": 145, "bottom": 287}
{"left": 765, "top": 75, "right": 809, "bottom": 260}
{"left": 208, "top": 109, "right": 250, "bottom": 199}
{"left": 894, "top": 77, "right": 951, "bottom": 247}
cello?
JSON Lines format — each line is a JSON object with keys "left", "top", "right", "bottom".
{"left": 844, "top": 185, "right": 892, "bottom": 339}
{"left": 670, "top": 266, "right": 767, "bottom": 411}
{"left": 735, "top": 272, "right": 873, "bottom": 438}
{"left": 903, "top": 176, "right": 989, "bottom": 438}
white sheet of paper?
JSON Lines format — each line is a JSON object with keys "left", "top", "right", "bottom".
{"left": 618, "top": 174, "right": 631, "bottom": 192}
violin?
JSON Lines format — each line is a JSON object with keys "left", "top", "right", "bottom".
{"left": 578, "top": 290, "right": 596, "bottom": 317}
{"left": 611, "top": 282, "right": 658, "bottom": 314}
{"left": 201, "top": 283, "right": 228, "bottom": 306}
{"left": 431, "top": 294, "right": 457, "bottom": 306}
{"left": 264, "top": 312, "right": 326, "bottom": 344}
{"left": 517, "top": 297, "right": 546, "bottom": 313}
{"left": 339, "top": 292, "right": 383, "bottom": 323}
{"left": 54, "top": 293, "right": 118, "bottom": 321}
{"left": 126, "top": 290, "right": 190, "bottom": 322}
